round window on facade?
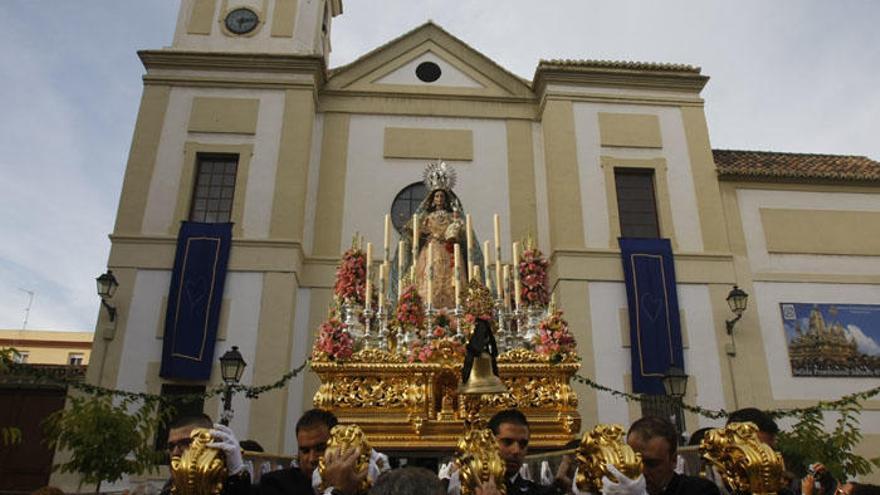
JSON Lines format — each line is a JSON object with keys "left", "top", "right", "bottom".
{"left": 415, "top": 62, "right": 442, "bottom": 83}
{"left": 390, "top": 182, "right": 427, "bottom": 234}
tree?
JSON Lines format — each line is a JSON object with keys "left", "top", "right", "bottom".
{"left": 777, "top": 400, "right": 880, "bottom": 481}
{"left": 44, "top": 394, "right": 170, "bottom": 493}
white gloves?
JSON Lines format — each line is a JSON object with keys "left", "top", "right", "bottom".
{"left": 519, "top": 463, "right": 533, "bottom": 481}
{"left": 439, "top": 461, "right": 461, "bottom": 495}
{"left": 601, "top": 464, "right": 647, "bottom": 495}
{"left": 311, "top": 448, "right": 389, "bottom": 492}
{"left": 540, "top": 460, "right": 553, "bottom": 486}
{"left": 569, "top": 465, "right": 647, "bottom": 495}
{"left": 674, "top": 454, "right": 686, "bottom": 475}
{"left": 207, "top": 424, "right": 245, "bottom": 475}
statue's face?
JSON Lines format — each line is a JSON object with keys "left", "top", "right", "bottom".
{"left": 432, "top": 190, "right": 446, "bottom": 209}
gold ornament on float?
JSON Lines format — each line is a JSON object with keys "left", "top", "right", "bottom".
{"left": 318, "top": 424, "right": 373, "bottom": 494}
{"left": 574, "top": 424, "right": 642, "bottom": 494}
{"left": 455, "top": 428, "right": 507, "bottom": 495}
{"left": 700, "top": 422, "right": 785, "bottom": 495}
{"left": 170, "top": 428, "right": 227, "bottom": 495}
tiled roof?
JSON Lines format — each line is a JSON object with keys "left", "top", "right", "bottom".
{"left": 713, "top": 149, "right": 880, "bottom": 182}
{"left": 538, "top": 59, "right": 701, "bottom": 73}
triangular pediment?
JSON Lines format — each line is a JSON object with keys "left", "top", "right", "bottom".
{"left": 326, "top": 22, "right": 533, "bottom": 99}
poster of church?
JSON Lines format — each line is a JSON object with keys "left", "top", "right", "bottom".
{"left": 780, "top": 303, "right": 880, "bottom": 377}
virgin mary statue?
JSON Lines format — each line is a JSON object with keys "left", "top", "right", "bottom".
{"left": 391, "top": 162, "right": 482, "bottom": 309}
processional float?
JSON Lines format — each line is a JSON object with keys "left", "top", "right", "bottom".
{"left": 169, "top": 162, "right": 788, "bottom": 495}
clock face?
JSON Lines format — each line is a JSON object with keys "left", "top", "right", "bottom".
{"left": 225, "top": 8, "right": 259, "bottom": 35}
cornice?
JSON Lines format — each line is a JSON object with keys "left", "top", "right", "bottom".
{"left": 138, "top": 50, "right": 327, "bottom": 84}
{"left": 533, "top": 65, "right": 709, "bottom": 101}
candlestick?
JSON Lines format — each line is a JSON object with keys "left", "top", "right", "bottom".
{"left": 454, "top": 243, "right": 462, "bottom": 307}
{"left": 412, "top": 213, "right": 419, "bottom": 261}
{"left": 493, "top": 213, "right": 501, "bottom": 248}
{"left": 465, "top": 214, "right": 473, "bottom": 280}
{"left": 365, "top": 276, "right": 372, "bottom": 311}
{"left": 483, "top": 240, "right": 491, "bottom": 289}
{"left": 550, "top": 292, "right": 557, "bottom": 312}
{"left": 427, "top": 243, "right": 433, "bottom": 307}
{"left": 384, "top": 214, "right": 391, "bottom": 262}
{"left": 493, "top": 214, "right": 502, "bottom": 299}
{"left": 514, "top": 277, "right": 522, "bottom": 308}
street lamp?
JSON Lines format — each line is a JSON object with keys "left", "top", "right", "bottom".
{"left": 219, "top": 346, "right": 247, "bottom": 426}
{"left": 725, "top": 285, "right": 749, "bottom": 335}
{"left": 662, "top": 366, "right": 689, "bottom": 444}
{"left": 95, "top": 270, "right": 119, "bottom": 321}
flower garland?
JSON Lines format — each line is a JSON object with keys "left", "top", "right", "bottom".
{"left": 534, "top": 310, "right": 577, "bottom": 362}
{"left": 519, "top": 246, "right": 550, "bottom": 307}
{"left": 334, "top": 245, "right": 367, "bottom": 305}
{"left": 394, "top": 283, "right": 425, "bottom": 330}
{"left": 313, "top": 317, "right": 353, "bottom": 362}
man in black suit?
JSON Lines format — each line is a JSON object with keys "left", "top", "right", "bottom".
{"left": 258, "top": 409, "right": 362, "bottom": 495}
{"left": 487, "top": 409, "right": 561, "bottom": 495}
{"left": 626, "top": 416, "right": 720, "bottom": 495}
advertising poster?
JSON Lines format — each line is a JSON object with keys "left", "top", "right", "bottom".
{"left": 780, "top": 303, "right": 880, "bottom": 377}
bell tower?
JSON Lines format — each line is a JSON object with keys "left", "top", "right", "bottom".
{"left": 171, "top": 0, "right": 342, "bottom": 60}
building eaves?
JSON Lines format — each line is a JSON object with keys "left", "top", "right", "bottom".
{"left": 714, "top": 149, "right": 880, "bottom": 183}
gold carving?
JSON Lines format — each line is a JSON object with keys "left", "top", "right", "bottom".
{"left": 574, "top": 424, "right": 642, "bottom": 494}
{"left": 700, "top": 422, "right": 785, "bottom": 495}
{"left": 350, "top": 348, "right": 405, "bottom": 363}
{"left": 319, "top": 424, "right": 373, "bottom": 494}
{"left": 456, "top": 429, "right": 507, "bottom": 495}
{"left": 170, "top": 428, "right": 226, "bottom": 495}
{"left": 313, "top": 376, "right": 422, "bottom": 409}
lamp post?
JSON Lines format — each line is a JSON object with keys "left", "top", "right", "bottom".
{"left": 95, "top": 270, "right": 119, "bottom": 321}
{"left": 725, "top": 285, "right": 749, "bottom": 334}
{"left": 219, "top": 346, "right": 247, "bottom": 426}
{"left": 662, "top": 366, "right": 689, "bottom": 444}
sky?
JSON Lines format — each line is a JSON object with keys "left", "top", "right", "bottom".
{"left": 0, "top": 1, "right": 878, "bottom": 332}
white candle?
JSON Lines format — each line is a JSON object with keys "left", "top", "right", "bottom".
{"left": 378, "top": 262, "right": 386, "bottom": 309}
{"left": 398, "top": 240, "right": 405, "bottom": 297}
{"left": 427, "top": 242, "right": 433, "bottom": 307}
{"left": 493, "top": 214, "right": 502, "bottom": 298}
{"left": 454, "top": 243, "right": 462, "bottom": 307}
{"left": 512, "top": 241, "right": 521, "bottom": 307}
{"left": 465, "top": 214, "right": 473, "bottom": 281}
{"left": 493, "top": 214, "right": 501, "bottom": 251}
{"left": 384, "top": 214, "right": 391, "bottom": 262}
{"left": 483, "top": 240, "right": 491, "bottom": 288}
{"left": 503, "top": 265, "right": 510, "bottom": 309}
{"left": 365, "top": 243, "right": 372, "bottom": 309}
{"left": 514, "top": 276, "right": 522, "bottom": 308}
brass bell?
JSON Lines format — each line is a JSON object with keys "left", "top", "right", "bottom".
{"left": 459, "top": 353, "right": 508, "bottom": 395}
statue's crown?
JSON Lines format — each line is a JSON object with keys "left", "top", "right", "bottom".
{"left": 423, "top": 160, "right": 457, "bottom": 192}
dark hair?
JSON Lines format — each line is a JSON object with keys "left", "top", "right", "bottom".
{"left": 425, "top": 189, "right": 451, "bottom": 213}
{"left": 726, "top": 407, "right": 779, "bottom": 434}
{"left": 30, "top": 487, "right": 65, "bottom": 495}
{"left": 627, "top": 416, "right": 679, "bottom": 455}
{"left": 488, "top": 409, "right": 529, "bottom": 435}
{"left": 239, "top": 439, "right": 264, "bottom": 452}
{"left": 168, "top": 413, "right": 213, "bottom": 430}
{"left": 688, "top": 427, "right": 714, "bottom": 447}
{"left": 851, "top": 483, "right": 880, "bottom": 495}
{"left": 295, "top": 408, "right": 338, "bottom": 434}
{"left": 369, "top": 467, "right": 444, "bottom": 495}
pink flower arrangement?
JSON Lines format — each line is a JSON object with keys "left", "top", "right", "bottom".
{"left": 334, "top": 246, "right": 366, "bottom": 304}
{"left": 518, "top": 247, "right": 550, "bottom": 307}
{"left": 394, "top": 284, "right": 425, "bottom": 329}
{"left": 407, "top": 337, "right": 465, "bottom": 363}
{"left": 534, "top": 310, "right": 576, "bottom": 362}
{"left": 313, "top": 317, "right": 353, "bottom": 361}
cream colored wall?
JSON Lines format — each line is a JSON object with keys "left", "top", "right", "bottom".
{"left": 142, "top": 87, "right": 285, "bottom": 238}
{"left": 173, "top": 0, "right": 327, "bottom": 56}
{"left": 0, "top": 331, "right": 93, "bottom": 365}
{"left": 340, "top": 114, "right": 512, "bottom": 260}
{"left": 571, "top": 102, "right": 704, "bottom": 252}
{"left": 737, "top": 188, "right": 880, "bottom": 277}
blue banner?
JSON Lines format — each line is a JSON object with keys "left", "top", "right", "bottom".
{"left": 619, "top": 238, "right": 685, "bottom": 395}
{"left": 160, "top": 222, "right": 232, "bottom": 380}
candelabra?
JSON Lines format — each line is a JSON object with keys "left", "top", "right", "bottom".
{"left": 362, "top": 306, "right": 375, "bottom": 350}
{"left": 374, "top": 303, "right": 389, "bottom": 351}
{"left": 453, "top": 305, "right": 465, "bottom": 343}
{"left": 342, "top": 300, "right": 365, "bottom": 346}
{"left": 522, "top": 305, "right": 544, "bottom": 349}
{"left": 495, "top": 299, "right": 511, "bottom": 353}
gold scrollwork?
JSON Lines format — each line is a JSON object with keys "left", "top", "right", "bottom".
{"left": 319, "top": 425, "right": 373, "bottom": 494}
{"left": 456, "top": 428, "right": 507, "bottom": 495}
{"left": 700, "top": 422, "right": 785, "bottom": 495}
{"left": 574, "top": 424, "right": 642, "bottom": 494}
{"left": 170, "top": 428, "right": 226, "bottom": 495}
{"left": 313, "top": 376, "right": 423, "bottom": 409}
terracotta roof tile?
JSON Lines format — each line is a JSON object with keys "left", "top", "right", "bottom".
{"left": 713, "top": 149, "right": 880, "bottom": 182}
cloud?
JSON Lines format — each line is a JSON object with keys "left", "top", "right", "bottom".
{"left": 846, "top": 325, "right": 880, "bottom": 357}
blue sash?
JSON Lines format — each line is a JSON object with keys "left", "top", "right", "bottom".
{"left": 160, "top": 222, "right": 232, "bottom": 380}
{"left": 619, "top": 238, "right": 685, "bottom": 395}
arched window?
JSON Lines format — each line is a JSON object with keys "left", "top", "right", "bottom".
{"left": 390, "top": 182, "right": 427, "bottom": 234}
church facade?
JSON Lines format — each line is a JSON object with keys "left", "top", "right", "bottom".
{"left": 81, "top": 0, "right": 879, "bottom": 482}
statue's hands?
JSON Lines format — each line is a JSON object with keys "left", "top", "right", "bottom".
{"left": 601, "top": 464, "right": 647, "bottom": 495}
{"left": 321, "top": 447, "right": 365, "bottom": 495}
{"left": 206, "top": 424, "right": 244, "bottom": 475}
